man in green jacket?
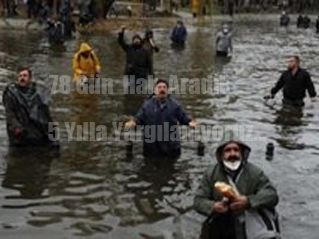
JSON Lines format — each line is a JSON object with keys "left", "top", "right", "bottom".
{"left": 3, "top": 67, "right": 58, "bottom": 147}
{"left": 194, "top": 131, "right": 279, "bottom": 239}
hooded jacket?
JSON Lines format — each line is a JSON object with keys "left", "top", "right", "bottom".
{"left": 194, "top": 131, "right": 279, "bottom": 239}
{"left": 3, "top": 83, "right": 55, "bottom": 146}
{"left": 72, "top": 43, "right": 101, "bottom": 81}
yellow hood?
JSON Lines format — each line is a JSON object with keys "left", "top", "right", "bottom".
{"left": 79, "top": 43, "right": 93, "bottom": 53}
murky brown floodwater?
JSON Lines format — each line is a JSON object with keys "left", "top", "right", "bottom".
{"left": 0, "top": 16, "right": 319, "bottom": 239}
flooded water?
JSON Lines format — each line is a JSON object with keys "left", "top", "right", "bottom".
{"left": 0, "top": 16, "right": 319, "bottom": 239}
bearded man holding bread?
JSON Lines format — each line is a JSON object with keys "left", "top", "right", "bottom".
{"left": 194, "top": 130, "right": 280, "bottom": 239}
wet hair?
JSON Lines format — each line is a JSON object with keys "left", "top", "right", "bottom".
{"left": 290, "top": 55, "right": 300, "bottom": 64}
{"left": 155, "top": 79, "right": 169, "bottom": 88}
{"left": 132, "top": 34, "right": 142, "bottom": 42}
{"left": 18, "top": 67, "right": 32, "bottom": 78}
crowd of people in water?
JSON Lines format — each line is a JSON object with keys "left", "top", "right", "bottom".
{"left": 1, "top": 1, "right": 318, "bottom": 239}
{"left": 280, "top": 11, "right": 319, "bottom": 32}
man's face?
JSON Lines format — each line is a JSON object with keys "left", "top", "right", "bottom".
{"left": 155, "top": 83, "right": 168, "bottom": 99}
{"left": 18, "top": 70, "right": 31, "bottom": 88}
{"left": 81, "top": 51, "right": 91, "bottom": 58}
{"left": 133, "top": 38, "right": 141, "bottom": 46}
{"left": 223, "top": 143, "right": 242, "bottom": 162}
{"left": 287, "top": 57, "right": 298, "bottom": 70}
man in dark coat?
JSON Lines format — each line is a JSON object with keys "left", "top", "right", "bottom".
{"left": 46, "top": 19, "right": 65, "bottom": 46}
{"left": 265, "top": 56, "right": 317, "bottom": 107}
{"left": 194, "top": 131, "right": 280, "bottom": 239}
{"left": 280, "top": 11, "right": 290, "bottom": 27}
{"left": 118, "top": 26, "right": 152, "bottom": 94}
{"left": 297, "top": 14, "right": 304, "bottom": 28}
{"left": 303, "top": 15, "right": 311, "bottom": 29}
{"left": 59, "top": 0, "right": 75, "bottom": 38}
{"left": 125, "top": 79, "right": 197, "bottom": 158}
{"left": 78, "top": 0, "right": 95, "bottom": 26}
{"left": 171, "top": 20, "right": 187, "bottom": 46}
{"left": 3, "top": 68, "right": 57, "bottom": 147}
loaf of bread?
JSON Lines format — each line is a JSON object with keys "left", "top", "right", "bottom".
{"left": 214, "top": 182, "right": 237, "bottom": 199}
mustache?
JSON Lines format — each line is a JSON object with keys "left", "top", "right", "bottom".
{"left": 226, "top": 156, "right": 240, "bottom": 161}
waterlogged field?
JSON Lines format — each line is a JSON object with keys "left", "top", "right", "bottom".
{"left": 0, "top": 16, "right": 319, "bottom": 239}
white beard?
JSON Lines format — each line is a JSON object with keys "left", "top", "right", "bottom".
{"left": 223, "top": 160, "right": 242, "bottom": 171}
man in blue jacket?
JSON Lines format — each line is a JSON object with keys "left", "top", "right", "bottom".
{"left": 125, "top": 79, "right": 197, "bottom": 158}
{"left": 171, "top": 20, "right": 187, "bottom": 46}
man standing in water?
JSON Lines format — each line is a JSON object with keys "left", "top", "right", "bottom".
{"left": 118, "top": 26, "right": 152, "bottom": 94}
{"left": 125, "top": 79, "right": 197, "bottom": 158}
{"left": 170, "top": 20, "right": 188, "bottom": 47}
{"left": 266, "top": 56, "right": 317, "bottom": 107}
{"left": 194, "top": 131, "right": 280, "bottom": 239}
{"left": 280, "top": 11, "right": 290, "bottom": 27}
{"left": 3, "top": 68, "right": 57, "bottom": 147}
{"left": 216, "top": 24, "right": 233, "bottom": 57}
{"left": 316, "top": 16, "right": 319, "bottom": 33}
{"left": 72, "top": 42, "right": 101, "bottom": 82}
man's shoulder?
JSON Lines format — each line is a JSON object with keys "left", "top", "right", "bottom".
{"left": 3, "top": 83, "right": 17, "bottom": 96}
{"left": 299, "top": 68, "right": 310, "bottom": 76}
{"left": 142, "top": 96, "right": 156, "bottom": 106}
{"left": 244, "top": 162, "right": 264, "bottom": 175}
{"left": 204, "top": 163, "right": 222, "bottom": 177}
{"left": 280, "top": 69, "right": 290, "bottom": 75}
{"left": 167, "top": 96, "right": 181, "bottom": 106}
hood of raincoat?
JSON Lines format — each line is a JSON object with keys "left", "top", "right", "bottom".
{"left": 79, "top": 43, "right": 93, "bottom": 53}
{"left": 215, "top": 130, "right": 251, "bottom": 162}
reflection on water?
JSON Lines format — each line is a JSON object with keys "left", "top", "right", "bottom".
{"left": 274, "top": 104, "right": 306, "bottom": 150}
{"left": 3, "top": 147, "right": 57, "bottom": 199}
{"left": 0, "top": 16, "right": 319, "bottom": 239}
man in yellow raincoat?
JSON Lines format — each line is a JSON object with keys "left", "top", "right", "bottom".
{"left": 72, "top": 42, "right": 101, "bottom": 81}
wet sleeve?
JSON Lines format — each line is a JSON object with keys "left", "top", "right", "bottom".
{"left": 92, "top": 52, "right": 101, "bottom": 73}
{"left": 118, "top": 32, "right": 129, "bottom": 52}
{"left": 135, "top": 105, "right": 146, "bottom": 126}
{"left": 72, "top": 54, "right": 83, "bottom": 75}
{"left": 176, "top": 104, "right": 191, "bottom": 125}
{"left": 305, "top": 73, "right": 317, "bottom": 98}
{"left": 271, "top": 73, "right": 285, "bottom": 96}
{"left": 247, "top": 170, "right": 279, "bottom": 210}
{"left": 193, "top": 168, "right": 215, "bottom": 216}
{"left": 3, "top": 92, "right": 22, "bottom": 131}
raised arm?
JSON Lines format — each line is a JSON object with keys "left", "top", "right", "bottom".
{"left": 118, "top": 27, "right": 129, "bottom": 52}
